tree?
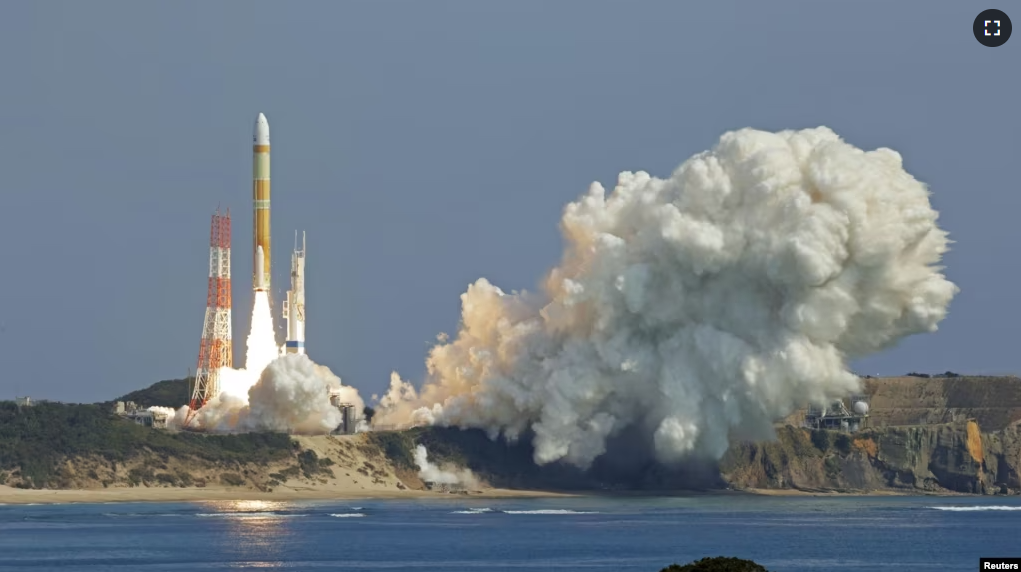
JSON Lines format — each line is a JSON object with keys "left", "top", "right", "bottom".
{"left": 660, "top": 556, "right": 769, "bottom": 571}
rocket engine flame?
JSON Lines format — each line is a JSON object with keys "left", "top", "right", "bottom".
{"left": 373, "top": 126, "right": 959, "bottom": 469}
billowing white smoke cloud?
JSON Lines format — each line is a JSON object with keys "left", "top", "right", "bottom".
{"left": 414, "top": 445, "right": 479, "bottom": 490}
{"left": 147, "top": 406, "right": 182, "bottom": 429}
{"left": 244, "top": 354, "right": 364, "bottom": 433}
{"left": 182, "top": 354, "right": 365, "bottom": 434}
{"left": 375, "top": 127, "right": 959, "bottom": 469}
{"left": 165, "top": 292, "right": 365, "bottom": 434}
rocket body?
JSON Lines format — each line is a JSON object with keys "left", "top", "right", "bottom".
{"left": 253, "top": 113, "right": 271, "bottom": 292}
{"left": 284, "top": 232, "right": 306, "bottom": 354}
{"left": 254, "top": 246, "right": 266, "bottom": 290}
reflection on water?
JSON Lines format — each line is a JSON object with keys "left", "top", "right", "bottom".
{"left": 203, "top": 500, "right": 297, "bottom": 567}
{"left": 200, "top": 499, "right": 294, "bottom": 514}
{"left": 4, "top": 496, "right": 1020, "bottom": 571}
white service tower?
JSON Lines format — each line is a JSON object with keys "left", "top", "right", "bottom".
{"left": 282, "top": 231, "right": 306, "bottom": 354}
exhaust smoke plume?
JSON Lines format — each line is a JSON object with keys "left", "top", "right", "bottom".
{"left": 168, "top": 292, "right": 364, "bottom": 433}
{"left": 414, "top": 445, "right": 479, "bottom": 490}
{"left": 374, "top": 127, "right": 959, "bottom": 469}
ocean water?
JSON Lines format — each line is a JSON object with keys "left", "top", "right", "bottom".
{"left": 0, "top": 495, "right": 1019, "bottom": 570}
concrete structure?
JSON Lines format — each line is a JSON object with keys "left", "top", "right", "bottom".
{"left": 328, "top": 389, "right": 359, "bottom": 435}
{"left": 804, "top": 394, "right": 871, "bottom": 432}
{"left": 253, "top": 113, "right": 271, "bottom": 293}
{"left": 114, "top": 401, "right": 140, "bottom": 414}
{"left": 127, "top": 409, "right": 168, "bottom": 429}
{"left": 114, "top": 402, "right": 169, "bottom": 429}
{"left": 14, "top": 396, "right": 32, "bottom": 407}
{"left": 282, "top": 232, "right": 306, "bottom": 354}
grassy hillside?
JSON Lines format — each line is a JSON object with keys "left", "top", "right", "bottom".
{"left": 0, "top": 401, "right": 293, "bottom": 488}
{"left": 112, "top": 378, "right": 191, "bottom": 409}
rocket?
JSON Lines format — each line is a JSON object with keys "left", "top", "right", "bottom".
{"left": 282, "top": 232, "right": 306, "bottom": 354}
{"left": 253, "top": 113, "right": 271, "bottom": 292}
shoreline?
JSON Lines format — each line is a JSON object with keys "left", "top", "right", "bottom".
{"left": 0, "top": 484, "right": 994, "bottom": 506}
{"left": 0, "top": 485, "right": 572, "bottom": 505}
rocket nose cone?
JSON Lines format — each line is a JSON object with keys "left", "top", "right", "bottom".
{"left": 254, "top": 113, "right": 270, "bottom": 146}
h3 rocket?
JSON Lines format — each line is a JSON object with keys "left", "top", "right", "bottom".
{"left": 253, "top": 113, "right": 271, "bottom": 292}
{"left": 283, "top": 232, "right": 306, "bottom": 354}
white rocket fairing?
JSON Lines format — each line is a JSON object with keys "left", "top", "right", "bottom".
{"left": 283, "top": 232, "right": 306, "bottom": 354}
{"left": 254, "top": 245, "right": 266, "bottom": 290}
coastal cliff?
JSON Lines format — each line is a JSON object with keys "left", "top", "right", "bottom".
{"left": 720, "top": 421, "right": 1021, "bottom": 495}
{"left": 3, "top": 375, "right": 1021, "bottom": 497}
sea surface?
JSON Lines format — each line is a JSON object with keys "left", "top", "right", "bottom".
{"left": 0, "top": 494, "right": 1018, "bottom": 570}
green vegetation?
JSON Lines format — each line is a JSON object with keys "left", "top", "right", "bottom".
{"left": 112, "top": 378, "right": 191, "bottom": 409}
{"left": 810, "top": 428, "right": 833, "bottom": 452}
{"left": 269, "top": 466, "right": 301, "bottom": 481}
{"left": 364, "top": 430, "right": 416, "bottom": 470}
{"left": 660, "top": 557, "right": 769, "bottom": 571}
{"left": 834, "top": 433, "right": 852, "bottom": 455}
{"left": 220, "top": 472, "right": 245, "bottom": 486}
{"left": 296, "top": 450, "right": 335, "bottom": 479}
{"left": 127, "top": 467, "right": 154, "bottom": 486}
{"left": 0, "top": 401, "right": 293, "bottom": 488}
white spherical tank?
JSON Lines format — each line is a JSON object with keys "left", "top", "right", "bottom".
{"left": 853, "top": 401, "right": 870, "bottom": 415}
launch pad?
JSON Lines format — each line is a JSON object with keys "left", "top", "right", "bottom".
{"left": 182, "top": 113, "right": 315, "bottom": 429}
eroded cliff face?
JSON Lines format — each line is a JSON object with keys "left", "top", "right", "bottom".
{"left": 719, "top": 421, "right": 1021, "bottom": 494}
{"left": 863, "top": 376, "right": 1021, "bottom": 430}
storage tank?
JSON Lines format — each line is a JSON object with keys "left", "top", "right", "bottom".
{"left": 853, "top": 401, "right": 870, "bottom": 415}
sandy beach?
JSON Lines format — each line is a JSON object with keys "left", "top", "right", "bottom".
{"left": 0, "top": 434, "right": 574, "bottom": 505}
{"left": 0, "top": 485, "right": 971, "bottom": 505}
{"left": 0, "top": 484, "right": 570, "bottom": 505}
{"left": 0, "top": 481, "right": 977, "bottom": 505}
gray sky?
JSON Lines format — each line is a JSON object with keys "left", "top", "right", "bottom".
{"left": 0, "top": 1, "right": 1016, "bottom": 403}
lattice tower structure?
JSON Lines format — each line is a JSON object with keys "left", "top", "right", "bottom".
{"left": 186, "top": 209, "right": 233, "bottom": 424}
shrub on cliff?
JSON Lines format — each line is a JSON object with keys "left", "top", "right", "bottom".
{"left": 660, "top": 556, "right": 769, "bottom": 571}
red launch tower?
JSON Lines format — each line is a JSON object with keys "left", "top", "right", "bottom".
{"left": 185, "top": 209, "right": 233, "bottom": 426}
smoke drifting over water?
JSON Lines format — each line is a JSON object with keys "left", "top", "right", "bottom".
{"left": 375, "top": 127, "right": 959, "bottom": 469}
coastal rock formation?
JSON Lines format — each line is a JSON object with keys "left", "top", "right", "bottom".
{"left": 720, "top": 420, "right": 1021, "bottom": 495}
{"left": 863, "top": 375, "right": 1021, "bottom": 430}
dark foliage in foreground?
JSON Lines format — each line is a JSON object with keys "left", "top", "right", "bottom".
{"left": 661, "top": 556, "right": 769, "bottom": 571}
{"left": 0, "top": 401, "right": 293, "bottom": 488}
{"left": 112, "top": 378, "right": 192, "bottom": 409}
